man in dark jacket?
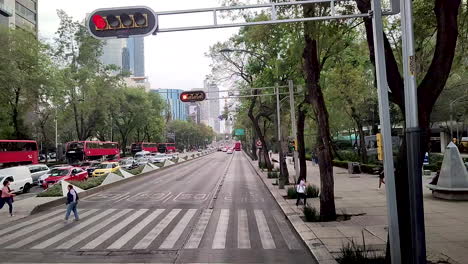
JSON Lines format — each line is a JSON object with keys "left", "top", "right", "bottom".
{"left": 65, "top": 185, "right": 79, "bottom": 221}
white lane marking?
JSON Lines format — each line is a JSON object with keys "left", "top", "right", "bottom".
{"left": 133, "top": 209, "right": 181, "bottom": 249}
{"left": 254, "top": 209, "right": 276, "bottom": 249}
{"left": 107, "top": 209, "right": 164, "bottom": 249}
{"left": 184, "top": 209, "right": 213, "bottom": 249}
{"left": 82, "top": 209, "right": 148, "bottom": 249}
{"left": 273, "top": 212, "right": 302, "bottom": 250}
{"left": 5, "top": 210, "right": 97, "bottom": 249}
{"left": 159, "top": 209, "right": 197, "bottom": 249}
{"left": 212, "top": 209, "right": 229, "bottom": 249}
{"left": 238, "top": 209, "right": 251, "bottom": 249}
{"left": 56, "top": 209, "right": 132, "bottom": 249}
{"left": 0, "top": 210, "right": 62, "bottom": 237}
{"left": 31, "top": 209, "right": 116, "bottom": 249}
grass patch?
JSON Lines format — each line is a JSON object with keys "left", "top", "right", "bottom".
{"left": 306, "top": 184, "right": 320, "bottom": 198}
{"left": 287, "top": 186, "right": 297, "bottom": 199}
{"left": 337, "top": 237, "right": 385, "bottom": 264}
{"left": 303, "top": 206, "right": 320, "bottom": 222}
{"left": 36, "top": 184, "right": 62, "bottom": 197}
{"left": 68, "top": 176, "right": 106, "bottom": 190}
{"left": 125, "top": 166, "right": 144, "bottom": 175}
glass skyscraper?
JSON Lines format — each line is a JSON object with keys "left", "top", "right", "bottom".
{"left": 151, "top": 89, "right": 187, "bottom": 121}
{"left": 126, "top": 36, "right": 145, "bottom": 78}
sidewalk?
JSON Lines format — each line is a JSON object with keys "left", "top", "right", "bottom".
{"left": 252, "top": 154, "right": 468, "bottom": 264}
{"left": 0, "top": 196, "right": 61, "bottom": 225}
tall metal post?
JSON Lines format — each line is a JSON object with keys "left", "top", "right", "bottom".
{"left": 450, "top": 103, "right": 454, "bottom": 139}
{"left": 371, "top": 0, "right": 401, "bottom": 262}
{"left": 55, "top": 108, "right": 58, "bottom": 153}
{"left": 288, "top": 80, "right": 299, "bottom": 180}
{"left": 276, "top": 84, "right": 285, "bottom": 188}
{"left": 401, "top": 0, "right": 426, "bottom": 261}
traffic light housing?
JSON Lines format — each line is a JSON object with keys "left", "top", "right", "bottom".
{"left": 87, "top": 6, "right": 158, "bottom": 39}
{"left": 376, "top": 133, "right": 383, "bottom": 161}
{"left": 180, "top": 91, "right": 206, "bottom": 102}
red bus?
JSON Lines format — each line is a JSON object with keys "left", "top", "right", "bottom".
{"left": 0, "top": 140, "right": 39, "bottom": 168}
{"left": 158, "top": 143, "right": 176, "bottom": 153}
{"left": 131, "top": 142, "right": 158, "bottom": 154}
{"left": 234, "top": 142, "right": 241, "bottom": 151}
{"left": 66, "top": 141, "right": 119, "bottom": 163}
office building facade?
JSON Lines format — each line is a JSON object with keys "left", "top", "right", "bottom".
{"left": 199, "top": 80, "right": 220, "bottom": 133}
{"left": 0, "top": 0, "right": 38, "bottom": 36}
{"left": 99, "top": 36, "right": 145, "bottom": 78}
{"left": 127, "top": 36, "right": 145, "bottom": 78}
{"left": 151, "top": 89, "right": 187, "bottom": 121}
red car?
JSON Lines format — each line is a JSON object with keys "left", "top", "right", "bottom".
{"left": 41, "top": 166, "right": 88, "bottom": 189}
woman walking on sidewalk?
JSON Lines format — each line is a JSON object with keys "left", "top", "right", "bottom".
{"left": 296, "top": 177, "right": 307, "bottom": 207}
{"left": 65, "top": 185, "right": 79, "bottom": 222}
{"left": 0, "top": 180, "right": 16, "bottom": 217}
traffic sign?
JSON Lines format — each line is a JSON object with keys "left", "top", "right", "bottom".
{"left": 234, "top": 129, "right": 245, "bottom": 136}
{"left": 256, "top": 140, "right": 262, "bottom": 148}
{"left": 87, "top": 6, "right": 158, "bottom": 39}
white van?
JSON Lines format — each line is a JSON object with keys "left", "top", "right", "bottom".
{"left": 26, "top": 164, "right": 50, "bottom": 185}
{"left": 0, "top": 166, "right": 34, "bottom": 193}
{"left": 134, "top": 151, "right": 151, "bottom": 159}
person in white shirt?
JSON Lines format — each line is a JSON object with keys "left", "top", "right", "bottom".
{"left": 296, "top": 177, "right": 307, "bottom": 207}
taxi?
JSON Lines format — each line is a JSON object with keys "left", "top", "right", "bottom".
{"left": 91, "top": 162, "right": 120, "bottom": 177}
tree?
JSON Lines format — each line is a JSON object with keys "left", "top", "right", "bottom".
{"left": 356, "top": 0, "right": 464, "bottom": 260}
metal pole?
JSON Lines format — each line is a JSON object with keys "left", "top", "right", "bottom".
{"left": 450, "top": 102, "right": 454, "bottom": 140}
{"left": 110, "top": 116, "right": 113, "bottom": 141}
{"left": 401, "top": 0, "right": 426, "bottom": 260}
{"left": 276, "top": 84, "right": 284, "bottom": 189}
{"left": 288, "top": 80, "right": 299, "bottom": 180}
{"left": 371, "top": 0, "right": 401, "bottom": 262}
{"left": 55, "top": 108, "right": 58, "bottom": 153}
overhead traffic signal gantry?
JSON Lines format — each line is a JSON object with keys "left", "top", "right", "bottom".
{"left": 179, "top": 91, "right": 206, "bottom": 103}
{"left": 87, "top": 6, "right": 158, "bottom": 39}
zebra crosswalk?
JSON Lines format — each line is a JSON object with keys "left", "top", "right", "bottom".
{"left": 0, "top": 208, "right": 302, "bottom": 251}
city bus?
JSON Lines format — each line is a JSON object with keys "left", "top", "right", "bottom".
{"left": 158, "top": 143, "right": 176, "bottom": 153}
{"left": 0, "top": 140, "right": 39, "bottom": 168}
{"left": 130, "top": 142, "right": 158, "bottom": 154}
{"left": 66, "top": 141, "right": 119, "bottom": 164}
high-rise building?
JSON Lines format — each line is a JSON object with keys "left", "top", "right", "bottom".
{"left": 100, "top": 38, "right": 126, "bottom": 72}
{"left": 151, "top": 89, "right": 187, "bottom": 121}
{"left": 200, "top": 79, "right": 220, "bottom": 133}
{"left": 127, "top": 37, "right": 145, "bottom": 78}
{"left": 0, "top": 0, "right": 38, "bottom": 36}
{"left": 99, "top": 37, "right": 145, "bottom": 79}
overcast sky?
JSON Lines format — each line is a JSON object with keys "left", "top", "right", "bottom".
{"left": 38, "top": 0, "right": 241, "bottom": 90}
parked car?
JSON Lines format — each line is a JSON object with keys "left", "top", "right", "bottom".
{"left": 78, "top": 161, "right": 101, "bottom": 176}
{"left": 26, "top": 164, "right": 50, "bottom": 185}
{"left": 136, "top": 158, "right": 149, "bottom": 166}
{"left": 227, "top": 149, "right": 234, "bottom": 154}
{"left": 151, "top": 154, "right": 168, "bottom": 164}
{"left": 41, "top": 166, "right": 88, "bottom": 189}
{"left": 0, "top": 166, "right": 34, "bottom": 193}
{"left": 119, "top": 158, "right": 137, "bottom": 169}
{"left": 134, "top": 151, "right": 151, "bottom": 159}
{"left": 222, "top": 147, "right": 227, "bottom": 152}
{"left": 92, "top": 162, "right": 121, "bottom": 177}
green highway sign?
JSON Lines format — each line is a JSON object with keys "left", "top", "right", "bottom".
{"left": 235, "top": 129, "right": 245, "bottom": 136}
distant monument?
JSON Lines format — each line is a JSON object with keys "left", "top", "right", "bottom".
{"left": 427, "top": 142, "right": 468, "bottom": 200}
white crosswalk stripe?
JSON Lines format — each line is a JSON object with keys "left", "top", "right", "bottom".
{"left": 237, "top": 209, "right": 250, "bottom": 249}
{"left": 212, "top": 209, "right": 229, "bottom": 249}
{"left": 107, "top": 209, "right": 164, "bottom": 249}
{"left": 133, "top": 209, "right": 181, "bottom": 249}
{"left": 56, "top": 209, "right": 132, "bottom": 249}
{"left": 32, "top": 209, "right": 116, "bottom": 249}
{"left": 254, "top": 209, "right": 276, "bottom": 249}
{"left": 159, "top": 209, "right": 197, "bottom": 249}
{"left": 82, "top": 209, "right": 148, "bottom": 249}
{"left": 0, "top": 210, "right": 62, "bottom": 237}
{"left": 184, "top": 209, "right": 212, "bottom": 249}
{"left": 5, "top": 210, "right": 97, "bottom": 249}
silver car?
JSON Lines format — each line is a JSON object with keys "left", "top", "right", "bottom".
{"left": 26, "top": 164, "right": 50, "bottom": 185}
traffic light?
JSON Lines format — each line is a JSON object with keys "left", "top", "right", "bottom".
{"left": 87, "top": 6, "right": 158, "bottom": 39}
{"left": 180, "top": 91, "right": 206, "bottom": 102}
{"left": 376, "top": 133, "right": 383, "bottom": 161}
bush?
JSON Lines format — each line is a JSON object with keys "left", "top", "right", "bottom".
{"left": 125, "top": 166, "right": 144, "bottom": 175}
{"left": 338, "top": 239, "right": 385, "bottom": 264}
{"left": 68, "top": 175, "right": 107, "bottom": 190}
{"left": 303, "top": 206, "right": 320, "bottom": 222}
{"left": 268, "top": 172, "right": 279, "bottom": 179}
{"left": 305, "top": 153, "right": 312, "bottom": 161}
{"left": 333, "top": 160, "right": 350, "bottom": 169}
{"left": 361, "top": 164, "right": 382, "bottom": 174}
{"left": 306, "top": 184, "right": 319, "bottom": 198}
{"left": 37, "top": 184, "right": 62, "bottom": 197}
{"left": 287, "top": 186, "right": 297, "bottom": 199}
{"left": 423, "top": 164, "right": 440, "bottom": 172}
{"left": 337, "top": 150, "right": 361, "bottom": 162}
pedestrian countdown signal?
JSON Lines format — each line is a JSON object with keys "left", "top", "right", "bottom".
{"left": 180, "top": 91, "right": 206, "bottom": 102}
{"left": 87, "top": 6, "right": 158, "bottom": 39}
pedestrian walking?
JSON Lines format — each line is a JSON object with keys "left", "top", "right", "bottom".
{"left": 65, "top": 185, "right": 79, "bottom": 222}
{"left": 378, "top": 170, "right": 385, "bottom": 189}
{"left": 296, "top": 177, "right": 307, "bottom": 207}
{"left": 0, "top": 180, "right": 16, "bottom": 217}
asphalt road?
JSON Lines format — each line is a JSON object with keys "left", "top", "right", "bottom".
{"left": 0, "top": 152, "right": 316, "bottom": 264}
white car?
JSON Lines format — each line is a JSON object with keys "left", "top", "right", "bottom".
{"left": 222, "top": 147, "right": 227, "bottom": 152}
{"left": 0, "top": 166, "right": 34, "bottom": 193}
{"left": 151, "top": 154, "right": 168, "bottom": 164}
{"left": 227, "top": 149, "right": 234, "bottom": 154}
{"left": 136, "top": 158, "right": 149, "bottom": 166}
{"left": 119, "top": 158, "right": 135, "bottom": 169}
{"left": 134, "top": 151, "right": 151, "bottom": 159}
{"left": 26, "top": 164, "right": 50, "bottom": 185}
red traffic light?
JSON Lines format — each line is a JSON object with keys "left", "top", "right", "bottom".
{"left": 92, "top": 14, "right": 107, "bottom": 29}
{"left": 180, "top": 91, "right": 206, "bottom": 102}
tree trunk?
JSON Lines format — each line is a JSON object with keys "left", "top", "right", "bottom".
{"left": 350, "top": 105, "right": 368, "bottom": 163}
{"left": 297, "top": 104, "right": 307, "bottom": 180}
{"left": 303, "top": 36, "right": 336, "bottom": 221}
{"left": 248, "top": 91, "right": 273, "bottom": 170}
{"left": 251, "top": 132, "right": 258, "bottom": 160}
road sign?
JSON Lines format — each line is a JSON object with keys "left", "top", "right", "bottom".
{"left": 87, "top": 6, "right": 158, "bottom": 39}
{"left": 234, "top": 129, "right": 245, "bottom": 136}
{"left": 423, "top": 152, "right": 429, "bottom": 165}
{"left": 256, "top": 140, "right": 262, "bottom": 148}
{"left": 180, "top": 91, "right": 206, "bottom": 102}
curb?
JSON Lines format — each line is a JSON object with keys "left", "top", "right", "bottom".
{"left": 243, "top": 151, "right": 338, "bottom": 264}
{"left": 31, "top": 150, "right": 217, "bottom": 215}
